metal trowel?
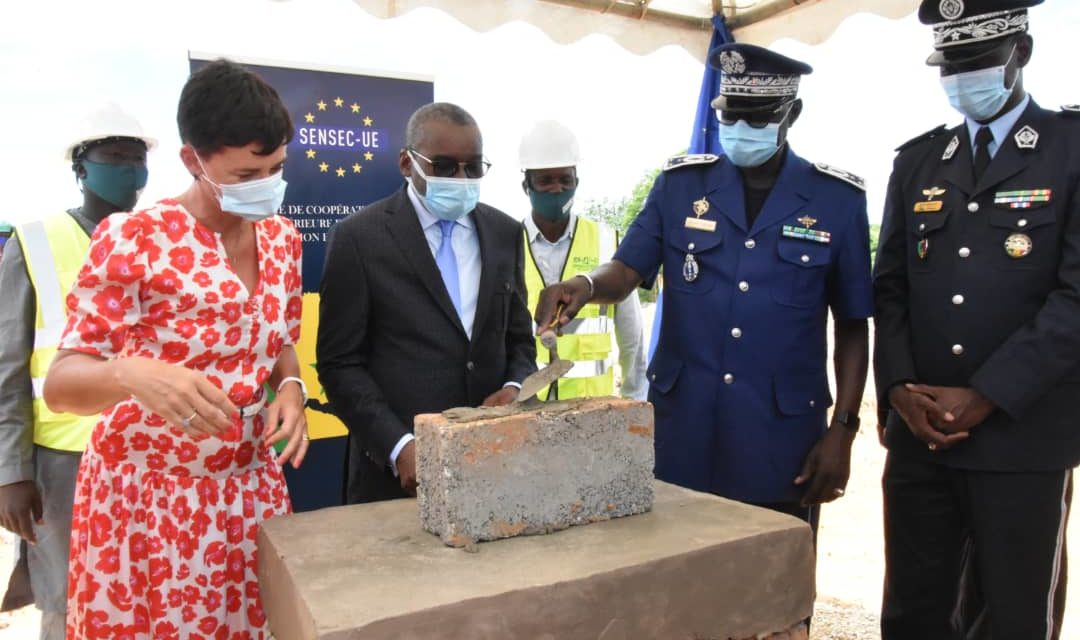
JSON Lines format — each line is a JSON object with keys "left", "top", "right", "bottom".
{"left": 516, "top": 303, "right": 572, "bottom": 404}
{"left": 516, "top": 358, "right": 572, "bottom": 404}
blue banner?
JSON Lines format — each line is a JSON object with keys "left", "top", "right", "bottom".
{"left": 650, "top": 16, "right": 732, "bottom": 364}
{"left": 190, "top": 55, "right": 433, "bottom": 511}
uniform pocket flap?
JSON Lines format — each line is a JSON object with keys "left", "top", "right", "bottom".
{"left": 777, "top": 240, "right": 830, "bottom": 267}
{"left": 666, "top": 228, "right": 724, "bottom": 253}
{"left": 646, "top": 353, "right": 683, "bottom": 394}
{"left": 909, "top": 211, "right": 951, "bottom": 236}
{"left": 988, "top": 208, "right": 1055, "bottom": 231}
{"left": 774, "top": 375, "right": 832, "bottom": 416}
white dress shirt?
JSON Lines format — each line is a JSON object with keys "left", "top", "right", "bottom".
{"left": 523, "top": 213, "right": 649, "bottom": 401}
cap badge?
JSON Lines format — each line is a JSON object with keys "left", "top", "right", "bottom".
{"left": 939, "top": 0, "right": 964, "bottom": 20}
{"left": 718, "top": 51, "right": 746, "bottom": 74}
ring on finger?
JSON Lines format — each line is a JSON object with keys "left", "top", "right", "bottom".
{"left": 928, "top": 442, "right": 938, "bottom": 451}
{"left": 181, "top": 410, "right": 198, "bottom": 429}
{"left": 301, "top": 433, "right": 311, "bottom": 441}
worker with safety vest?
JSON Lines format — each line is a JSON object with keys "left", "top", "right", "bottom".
{"left": 0, "top": 222, "right": 12, "bottom": 260}
{"left": 519, "top": 120, "right": 647, "bottom": 401}
{"left": 0, "top": 104, "right": 154, "bottom": 640}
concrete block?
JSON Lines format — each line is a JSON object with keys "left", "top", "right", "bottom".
{"left": 414, "top": 398, "right": 654, "bottom": 546}
{"left": 257, "top": 481, "right": 816, "bottom": 640}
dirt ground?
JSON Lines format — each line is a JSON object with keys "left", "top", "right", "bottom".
{"left": 0, "top": 311, "right": 1076, "bottom": 638}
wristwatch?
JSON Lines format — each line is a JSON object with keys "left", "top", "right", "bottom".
{"left": 831, "top": 409, "right": 861, "bottom": 432}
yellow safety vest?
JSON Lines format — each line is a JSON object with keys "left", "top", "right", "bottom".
{"left": 16, "top": 213, "right": 97, "bottom": 451}
{"left": 524, "top": 217, "right": 616, "bottom": 400}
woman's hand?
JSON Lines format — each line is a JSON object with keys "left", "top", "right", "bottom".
{"left": 115, "top": 357, "right": 238, "bottom": 438}
{"left": 264, "top": 382, "right": 309, "bottom": 468}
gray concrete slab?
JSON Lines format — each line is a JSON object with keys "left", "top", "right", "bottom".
{"left": 258, "top": 481, "right": 815, "bottom": 640}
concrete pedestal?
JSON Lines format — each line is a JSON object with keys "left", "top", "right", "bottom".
{"left": 257, "top": 481, "right": 815, "bottom": 640}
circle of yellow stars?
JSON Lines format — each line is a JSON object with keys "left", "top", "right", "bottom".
{"left": 302, "top": 97, "right": 376, "bottom": 178}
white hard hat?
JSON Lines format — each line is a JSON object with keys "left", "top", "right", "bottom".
{"left": 64, "top": 102, "right": 157, "bottom": 161}
{"left": 518, "top": 120, "right": 581, "bottom": 170}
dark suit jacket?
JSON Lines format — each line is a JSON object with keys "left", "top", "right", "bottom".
{"left": 874, "top": 100, "right": 1080, "bottom": 471}
{"left": 316, "top": 186, "right": 536, "bottom": 504}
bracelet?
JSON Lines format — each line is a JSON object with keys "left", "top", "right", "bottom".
{"left": 277, "top": 376, "right": 308, "bottom": 403}
{"left": 576, "top": 273, "right": 595, "bottom": 298}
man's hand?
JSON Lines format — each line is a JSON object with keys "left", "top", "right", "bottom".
{"left": 534, "top": 276, "right": 592, "bottom": 334}
{"left": 397, "top": 440, "right": 418, "bottom": 496}
{"left": 0, "top": 481, "right": 42, "bottom": 544}
{"left": 794, "top": 427, "right": 855, "bottom": 506}
{"left": 482, "top": 386, "right": 519, "bottom": 407}
{"left": 905, "top": 384, "right": 995, "bottom": 434}
{"left": 889, "top": 384, "right": 969, "bottom": 450}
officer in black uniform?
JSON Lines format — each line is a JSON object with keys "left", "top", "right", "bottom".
{"left": 874, "top": 1, "right": 1079, "bottom": 637}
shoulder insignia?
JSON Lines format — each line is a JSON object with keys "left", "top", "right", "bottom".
{"left": 894, "top": 124, "right": 948, "bottom": 153}
{"left": 1060, "top": 104, "right": 1080, "bottom": 117}
{"left": 663, "top": 153, "right": 719, "bottom": 172}
{"left": 813, "top": 163, "right": 865, "bottom": 191}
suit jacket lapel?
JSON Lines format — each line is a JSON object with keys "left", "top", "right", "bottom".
{"left": 941, "top": 126, "right": 975, "bottom": 197}
{"left": 747, "top": 149, "right": 810, "bottom": 236}
{"left": 383, "top": 187, "right": 467, "bottom": 337}
{"left": 705, "top": 159, "right": 748, "bottom": 234}
{"left": 974, "top": 101, "right": 1043, "bottom": 197}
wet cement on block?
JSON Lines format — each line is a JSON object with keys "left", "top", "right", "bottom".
{"left": 415, "top": 398, "right": 654, "bottom": 546}
{"left": 257, "top": 481, "right": 816, "bottom": 640}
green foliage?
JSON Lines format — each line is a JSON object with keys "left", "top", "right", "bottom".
{"left": 869, "top": 223, "right": 881, "bottom": 266}
{"left": 580, "top": 167, "right": 663, "bottom": 303}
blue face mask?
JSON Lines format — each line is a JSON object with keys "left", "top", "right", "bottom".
{"left": 80, "top": 160, "right": 148, "bottom": 210}
{"left": 717, "top": 120, "right": 783, "bottom": 168}
{"left": 940, "top": 49, "right": 1017, "bottom": 122}
{"left": 411, "top": 156, "right": 481, "bottom": 221}
{"left": 197, "top": 156, "right": 287, "bottom": 222}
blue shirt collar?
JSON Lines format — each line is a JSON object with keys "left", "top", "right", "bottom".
{"left": 966, "top": 94, "right": 1030, "bottom": 154}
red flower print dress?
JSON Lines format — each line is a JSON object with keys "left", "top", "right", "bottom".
{"left": 58, "top": 201, "right": 303, "bottom": 640}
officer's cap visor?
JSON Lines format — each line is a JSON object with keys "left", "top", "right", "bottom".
{"left": 926, "top": 37, "right": 1015, "bottom": 67}
{"left": 710, "top": 95, "right": 792, "bottom": 113}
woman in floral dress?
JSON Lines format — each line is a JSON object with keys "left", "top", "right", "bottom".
{"left": 43, "top": 59, "right": 307, "bottom": 639}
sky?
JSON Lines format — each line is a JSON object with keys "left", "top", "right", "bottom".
{"left": 1, "top": 0, "right": 1078, "bottom": 226}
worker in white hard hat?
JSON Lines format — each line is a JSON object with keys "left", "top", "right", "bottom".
{"left": 0, "top": 102, "right": 154, "bottom": 640}
{"left": 519, "top": 120, "right": 647, "bottom": 401}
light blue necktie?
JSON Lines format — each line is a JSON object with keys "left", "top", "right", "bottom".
{"left": 436, "top": 219, "right": 463, "bottom": 320}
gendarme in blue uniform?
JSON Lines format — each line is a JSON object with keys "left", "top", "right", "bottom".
{"left": 615, "top": 149, "right": 873, "bottom": 503}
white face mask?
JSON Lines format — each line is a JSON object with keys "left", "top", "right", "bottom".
{"left": 196, "top": 155, "right": 287, "bottom": 222}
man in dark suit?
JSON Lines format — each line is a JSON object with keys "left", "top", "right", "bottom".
{"left": 317, "top": 103, "right": 536, "bottom": 504}
{"left": 874, "top": 1, "right": 1079, "bottom": 637}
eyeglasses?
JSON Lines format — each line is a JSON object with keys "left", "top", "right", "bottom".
{"left": 717, "top": 101, "right": 794, "bottom": 129}
{"left": 408, "top": 148, "right": 491, "bottom": 179}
